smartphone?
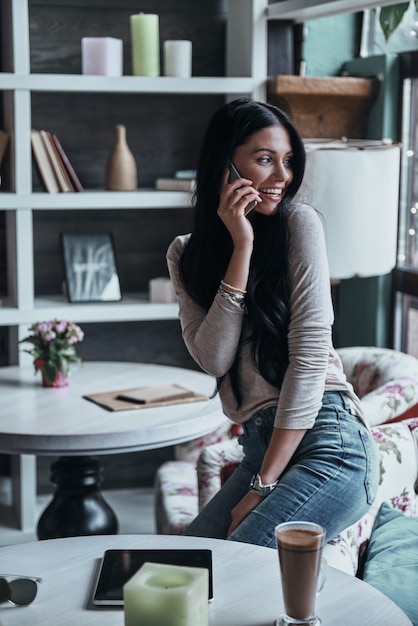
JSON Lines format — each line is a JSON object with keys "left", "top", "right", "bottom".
{"left": 90, "top": 548, "right": 214, "bottom": 606}
{"left": 228, "top": 161, "right": 257, "bottom": 215}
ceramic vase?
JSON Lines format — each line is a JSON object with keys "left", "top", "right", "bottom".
{"left": 105, "top": 125, "right": 138, "bottom": 191}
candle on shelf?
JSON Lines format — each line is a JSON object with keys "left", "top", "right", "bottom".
{"left": 163, "top": 40, "right": 192, "bottom": 78}
{"left": 81, "top": 37, "right": 123, "bottom": 76}
{"left": 130, "top": 13, "right": 160, "bottom": 76}
{"left": 123, "top": 562, "right": 209, "bottom": 626}
{"left": 149, "top": 277, "right": 176, "bottom": 303}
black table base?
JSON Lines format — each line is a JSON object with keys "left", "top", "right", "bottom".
{"left": 37, "top": 456, "right": 119, "bottom": 540}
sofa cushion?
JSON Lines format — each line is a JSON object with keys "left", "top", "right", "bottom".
{"left": 370, "top": 421, "right": 418, "bottom": 516}
{"left": 337, "top": 347, "right": 418, "bottom": 427}
{"left": 363, "top": 502, "right": 418, "bottom": 626}
{"left": 385, "top": 401, "right": 418, "bottom": 424}
{"left": 324, "top": 418, "right": 418, "bottom": 577}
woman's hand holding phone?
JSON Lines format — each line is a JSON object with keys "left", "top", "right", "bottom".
{"left": 228, "top": 161, "right": 259, "bottom": 216}
{"left": 217, "top": 163, "right": 260, "bottom": 249}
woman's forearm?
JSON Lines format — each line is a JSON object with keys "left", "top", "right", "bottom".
{"left": 222, "top": 243, "right": 253, "bottom": 293}
{"left": 259, "top": 427, "right": 307, "bottom": 484}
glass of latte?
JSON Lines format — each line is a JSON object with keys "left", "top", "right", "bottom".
{"left": 275, "top": 521, "right": 326, "bottom": 626}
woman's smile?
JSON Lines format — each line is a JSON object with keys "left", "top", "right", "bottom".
{"left": 258, "top": 186, "right": 284, "bottom": 202}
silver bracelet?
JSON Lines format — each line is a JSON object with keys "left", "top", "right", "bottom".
{"left": 217, "top": 286, "right": 246, "bottom": 309}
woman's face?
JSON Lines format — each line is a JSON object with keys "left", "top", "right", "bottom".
{"left": 232, "top": 124, "right": 294, "bottom": 216}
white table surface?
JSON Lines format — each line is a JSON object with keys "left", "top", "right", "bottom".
{"left": 0, "top": 362, "right": 225, "bottom": 455}
{"left": 0, "top": 534, "right": 412, "bottom": 626}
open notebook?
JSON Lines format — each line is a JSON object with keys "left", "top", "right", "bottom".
{"left": 83, "top": 383, "right": 209, "bottom": 412}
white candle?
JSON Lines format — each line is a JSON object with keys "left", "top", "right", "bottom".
{"left": 123, "top": 562, "right": 209, "bottom": 626}
{"left": 130, "top": 13, "right": 160, "bottom": 76}
{"left": 163, "top": 40, "right": 192, "bottom": 78}
{"left": 149, "top": 277, "right": 176, "bottom": 303}
{"left": 81, "top": 37, "right": 123, "bottom": 76}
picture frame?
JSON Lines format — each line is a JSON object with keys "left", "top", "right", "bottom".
{"left": 61, "top": 233, "right": 122, "bottom": 303}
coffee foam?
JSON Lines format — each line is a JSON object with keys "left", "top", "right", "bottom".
{"left": 278, "top": 528, "right": 323, "bottom": 550}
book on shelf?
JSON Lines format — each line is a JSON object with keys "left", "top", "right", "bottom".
{"left": 40, "top": 130, "right": 74, "bottom": 192}
{"left": 31, "top": 130, "right": 60, "bottom": 193}
{"left": 51, "top": 133, "right": 84, "bottom": 192}
{"left": 31, "top": 129, "right": 83, "bottom": 193}
{"left": 155, "top": 177, "right": 196, "bottom": 192}
{"left": 0, "top": 130, "right": 9, "bottom": 166}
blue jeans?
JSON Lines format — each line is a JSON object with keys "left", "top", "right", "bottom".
{"left": 184, "top": 391, "right": 379, "bottom": 547}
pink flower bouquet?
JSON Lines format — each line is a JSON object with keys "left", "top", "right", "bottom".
{"left": 19, "top": 319, "right": 84, "bottom": 385}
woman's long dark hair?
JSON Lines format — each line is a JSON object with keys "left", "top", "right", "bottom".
{"left": 180, "top": 99, "right": 306, "bottom": 404}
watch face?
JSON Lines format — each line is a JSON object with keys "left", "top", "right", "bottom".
{"left": 250, "top": 474, "right": 278, "bottom": 497}
{"left": 250, "top": 475, "right": 259, "bottom": 490}
{"left": 250, "top": 475, "right": 265, "bottom": 495}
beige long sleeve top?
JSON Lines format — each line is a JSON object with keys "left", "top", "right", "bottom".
{"left": 167, "top": 202, "right": 365, "bottom": 429}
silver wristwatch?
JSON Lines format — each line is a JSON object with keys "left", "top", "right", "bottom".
{"left": 249, "top": 473, "right": 278, "bottom": 497}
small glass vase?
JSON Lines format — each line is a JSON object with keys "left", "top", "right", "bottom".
{"left": 41, "top": 370, "right": 69, "bottom": 388}
{"left": 35, "top": 359, "right": 69, "bottom": 388}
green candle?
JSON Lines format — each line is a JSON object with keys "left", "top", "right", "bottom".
{"left": 123, "top": 562, "right": 208, "bottom": 626}
{"left": 130, "top": 13, "right": 160, "bottom": 76}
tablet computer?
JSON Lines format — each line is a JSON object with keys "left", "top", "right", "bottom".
{"left": 91, "top": 548, "right": 213, "bottom": 606}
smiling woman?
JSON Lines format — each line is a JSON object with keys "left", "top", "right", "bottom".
{"left": 165, "top": 98, "right": 380, "bottom": 549}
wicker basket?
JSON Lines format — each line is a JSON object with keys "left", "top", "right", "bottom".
{"left": 267, "top": 75, "right": 379, "bottom": 139}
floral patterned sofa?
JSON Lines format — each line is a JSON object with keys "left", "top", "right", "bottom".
{"left": 154, "top": 347, "right": 418, "bottom": 577}
{"left": 323, "top": 416, "right": 418, "bottom": 576}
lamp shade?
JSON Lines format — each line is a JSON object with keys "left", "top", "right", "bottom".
{"left": 296, "top": 140, "right": 401, "bottom": 280}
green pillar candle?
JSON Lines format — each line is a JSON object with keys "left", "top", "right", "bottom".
{"left": 130, "top": 13, "right": 160, "bottom": 76}
{"left": 123, "top": 562, "right": 209, "bottom": 626}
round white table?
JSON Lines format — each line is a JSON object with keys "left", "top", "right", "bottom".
{"left": 0, "top": 534, "right": 412, "bottom": 626}
{"left": 0, "top": 362, "right": 223, "bottom": 455}
{"left": 0, "top": 362, "right": 224, "bottom": 538}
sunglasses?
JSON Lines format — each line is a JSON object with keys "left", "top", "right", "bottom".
{"left": 0, "top": 574, "right": 42, "bottom": 606}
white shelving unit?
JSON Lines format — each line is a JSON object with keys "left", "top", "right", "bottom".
{"left": 4, "top": 0, "right": 400, "bottom": 362}
{"left": 0, "top": 0, "right": 269, "bottom": 366}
